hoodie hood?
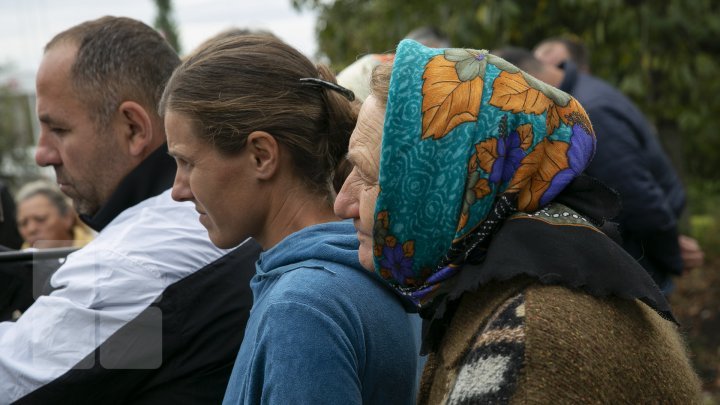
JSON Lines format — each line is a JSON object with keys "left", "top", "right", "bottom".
{"left": 255, "top": 220, "right": 361, "bottom": 280}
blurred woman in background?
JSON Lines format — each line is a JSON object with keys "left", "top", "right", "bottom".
{"left": 16, "top": 181, "right": 93, "bottom": 249}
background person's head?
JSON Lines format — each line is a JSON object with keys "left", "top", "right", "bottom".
{"left": 337, "top": 53, "right": 395, "bottom": 103}
{"left": 492, "top": 47, "right": 544, "bottom": 75}
{"left": 161, "top": 35, "right": 357, "bottom": 249}
{"left": 492, "top": 46, "right": 565, "bottom": 88}
{"left": 192, "top": 27, "right": 278, "bottom": 55}
{"left": 404, "top": 26, "right": 451, "bottom": 48}
{"left": 16, "top": 181, "right": 75, "bottom": 248}
{"left": 34, "top": 16, "right": 180, "bottom": 216}
{"left": 533, "top": 36, "right": 590, "bottom": 73}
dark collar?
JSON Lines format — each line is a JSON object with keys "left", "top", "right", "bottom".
{"left": 558, "top": 59, "right": 580, "bottom": 94}
{"left": 80, "top": 144, "right": 176, "bottom": 232}
{"left": 419, "top": 176, "right": 674, "bottom": 353}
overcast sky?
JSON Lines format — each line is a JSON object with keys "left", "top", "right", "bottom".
{"left": 0, "top": 0, "right": 318, "bottom": 88}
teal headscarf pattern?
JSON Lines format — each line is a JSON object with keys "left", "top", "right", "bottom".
{"left": 373, "top": 40, "right": 596, "bottom": 308}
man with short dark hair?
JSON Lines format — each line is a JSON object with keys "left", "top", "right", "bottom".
{"left": 533, "top": 36, "right": 591, "bottom": 73}
{"left": 404, "top": 26, "right": 451, "bottom": 48}
{"left": 0, "top": 16, "right": 259, "bottom": 403}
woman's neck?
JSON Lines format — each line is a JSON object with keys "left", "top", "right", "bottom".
{"left": 256, "top": 185, "right": 338, "bottom": 250}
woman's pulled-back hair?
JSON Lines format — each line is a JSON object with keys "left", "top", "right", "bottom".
{"left": 160, "top": 35, "right": 358, "bottom": 197}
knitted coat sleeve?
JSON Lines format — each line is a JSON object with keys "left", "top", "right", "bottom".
{"left": 442, "top": 293, "right": 527, "bottom": 404}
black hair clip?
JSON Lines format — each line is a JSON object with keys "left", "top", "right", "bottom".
{"left": 299, "top": 78, "right": 355, "bottom": 101}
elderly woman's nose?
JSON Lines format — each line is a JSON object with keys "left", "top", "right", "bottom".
{"left": 334, "top": 178, "right": 359, "bottom": 219}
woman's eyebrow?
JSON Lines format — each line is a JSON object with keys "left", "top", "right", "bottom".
{"left": 167, "top": 148, "right": 191, "bottom": 161}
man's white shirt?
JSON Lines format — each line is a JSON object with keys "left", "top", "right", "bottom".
{"left": 0, "top": 189, "right": 229, "bottom": 403}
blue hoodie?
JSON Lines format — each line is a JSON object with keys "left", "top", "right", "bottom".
{"left": 223, "top": 220, "right": 419, "bottom": 404}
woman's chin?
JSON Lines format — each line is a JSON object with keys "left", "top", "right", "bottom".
{"left": 32, "top": 239, "right": 73, "bottom": 249}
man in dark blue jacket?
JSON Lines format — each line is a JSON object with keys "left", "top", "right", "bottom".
{"left": 495, "top": 46, "right": 694, "bottom": 294}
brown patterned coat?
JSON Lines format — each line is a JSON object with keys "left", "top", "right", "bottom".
{"left": 418, "top": 278, "right": 702, "bottom": 404}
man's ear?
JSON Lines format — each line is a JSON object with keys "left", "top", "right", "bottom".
{"left": 118, "top": 101, "right": 153, "bottom": 157}
{"left": 246, "top": 131, "right": 280, "bottom": 180}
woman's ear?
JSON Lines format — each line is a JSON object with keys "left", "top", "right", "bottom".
{"left": 117, "top": 101, "right": 153, "bottom": 157}
{"left": 246, "top": 131, "right": 280, "bottom": 180}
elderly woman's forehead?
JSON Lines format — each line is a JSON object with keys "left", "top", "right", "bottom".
{"left": 351, "top": 119, "right": 379, "bottom": 145}
{"left": 352, "top": 97, "right": 384, "bottom": 141}
{"left": 20, "top": 193, "right": 53, "bottom": 207}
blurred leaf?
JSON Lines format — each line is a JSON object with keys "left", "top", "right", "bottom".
{"left": 296, "top": 0, "right": 720, "bottom": 184}
{"left": 0, "top": 69, "right": 39, "bottom": 188}
{"left": 153, "top": 0, "right": 181, "bottom": 53}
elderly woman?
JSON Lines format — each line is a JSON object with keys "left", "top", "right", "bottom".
{"left": 161, "top": 35, "right": 418, "bottom": 404}
{"left": 16, "top": 181, "right": 93, "bottom": 249}
{"left": 334, "top": 39, "right": 701, "bottom": 403}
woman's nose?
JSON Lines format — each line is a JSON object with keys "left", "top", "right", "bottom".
{"left": 171, "top": 168, "right": 193, "bottom": 202}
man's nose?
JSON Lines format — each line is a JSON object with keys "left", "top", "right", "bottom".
{"left": 35, "top": 132, "right": 61, "bottom": 167}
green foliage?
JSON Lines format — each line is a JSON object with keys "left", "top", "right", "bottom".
{"left": 154, "top": 0, "right": 182, "bottom": 53}
{"left": 0, "top": 75, "right": 38, "bottom": 189}
{"left": 687, "top": 180, "right": 720, "bottom": 255}
{"left": 294, "top": 0, "right": 720, "bottom": 181}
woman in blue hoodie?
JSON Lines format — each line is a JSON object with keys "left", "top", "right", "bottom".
{"left": 160, "top": 35, "right": 418, "bottom": 404}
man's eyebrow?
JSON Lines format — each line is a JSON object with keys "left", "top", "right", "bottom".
{"left": 38, "top": 114, "right": 66, "bottom": 126}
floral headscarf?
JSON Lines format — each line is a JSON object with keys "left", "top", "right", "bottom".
{"left": 373, "top": 40, "right": 596, "bottom": 308}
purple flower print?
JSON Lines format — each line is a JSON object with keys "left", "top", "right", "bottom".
{"left": 489, "top": 130, "right": 525, "bottom": 184}
{"left": 540, "top": 123, "right": 595, "bottom": 206}
{"left": 380, "top": 244, "right": 414, "bottom": 283}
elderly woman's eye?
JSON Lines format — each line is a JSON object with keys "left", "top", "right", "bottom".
{"left": 357, "top": 172, "right": 377, "bottom": 188}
